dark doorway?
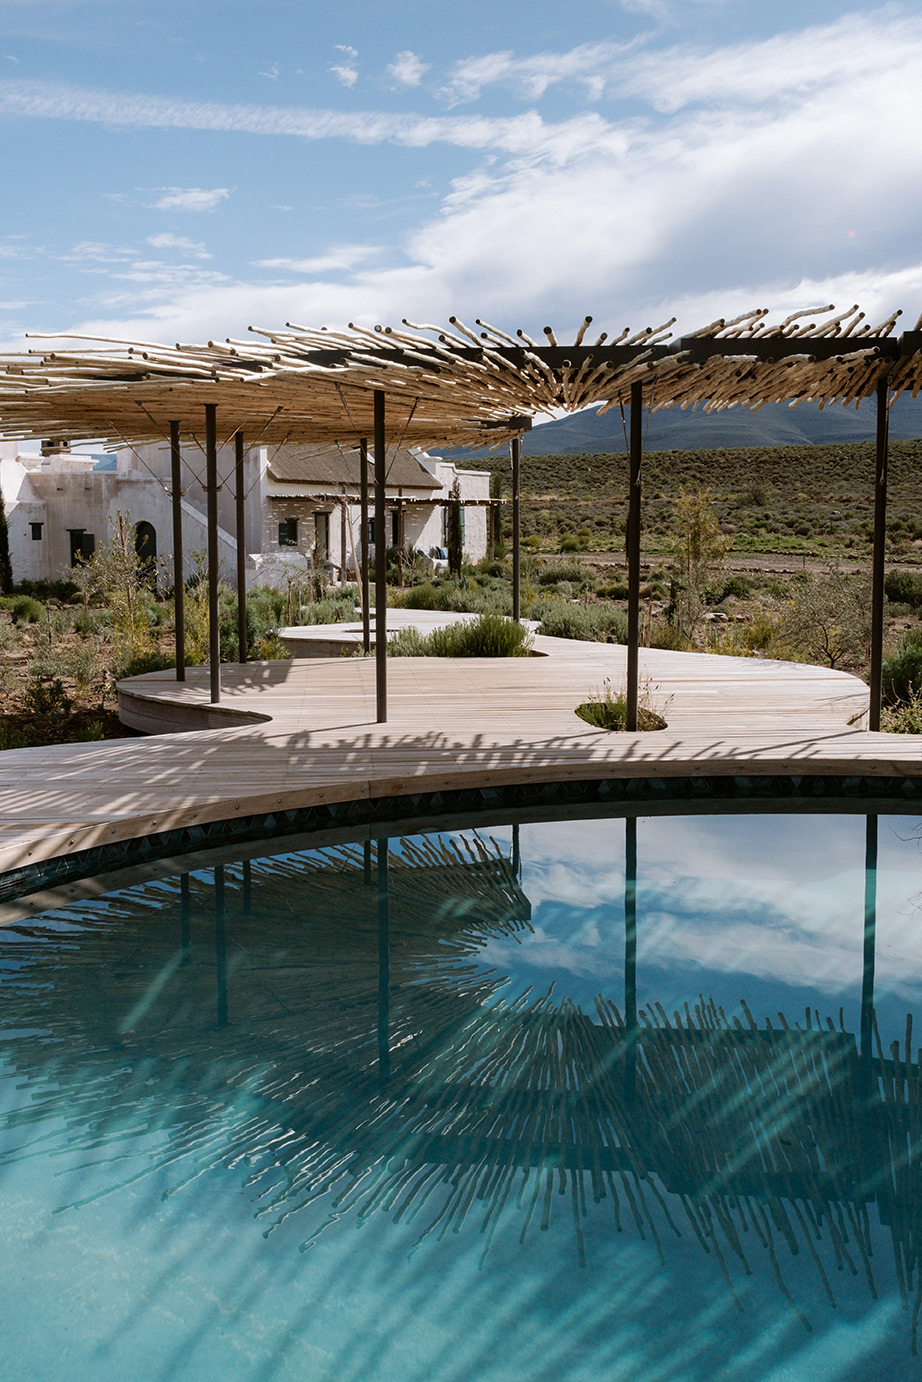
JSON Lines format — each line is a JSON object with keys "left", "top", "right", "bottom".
{"left": 68, "top": 529, "right": 95, "bottom": 566}
{"left": 135, "top": 521, "right": 157, "bottom": 578}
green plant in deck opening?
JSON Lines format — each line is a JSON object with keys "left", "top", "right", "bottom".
{"left": 575, "top": 677, "right": 668, "bottom": 731}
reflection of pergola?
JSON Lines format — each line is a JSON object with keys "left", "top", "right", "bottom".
{"left": 6, "top": 820, "right": 921, "bottom": 1336}
{"left": 3, "top": 304, "right": 922, "bottom": 728}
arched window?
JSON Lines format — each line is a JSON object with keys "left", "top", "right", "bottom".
{"left": 135, "top": 521, "right": 157, "bottom": 578}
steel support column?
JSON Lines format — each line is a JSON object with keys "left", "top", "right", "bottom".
{"left": 169, "top": 420, "right": 185, "bottom": 682}
{"left": 359, "top": 438, "right": 371, "bottom": 654}
{"left": 205, "top": 403, "right": 221, "bottom": 703}
{"left": 234, "top": 431, "right": 247, "bottom": 665}
{"left": 626, "top": 382, "right": 643, "bottom": 732}
{"left": 511, "top": 434, "right": 521, "bottom": 622}
{"left": 374, "top": 392, "right": 387, "bottom": 722}
{"left": 869, "top": 376, "right": 890, "bottom": 731}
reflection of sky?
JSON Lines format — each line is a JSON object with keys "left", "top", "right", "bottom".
{"left": 477, "top": 814, "right": 922, "bottom": 1041}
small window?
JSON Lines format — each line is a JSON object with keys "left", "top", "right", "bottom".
{"left": 278, "top": 517, "right": 298, "bottom": 547}
{"left": 30, "top": 522, "right": 43, "bottom": 541}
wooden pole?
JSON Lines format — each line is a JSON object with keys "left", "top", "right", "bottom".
{"left": 869, "top": 376, "right": 890, "bottom": 731}
{"left": 205, "top": 403, "right": 220, "bottom": 703}
{"left": 626, "top": 382, "right": 643, "bottom": 732}
{"left": 169, "top": 420, "right": 185, "bottom": 682}
{"left": 374, "top": 392, "right": 387, "bottom": 723}
{"left": 360, "top": 438, "right": 371, "bottom": 654}
{"left": 234, "top": 431, "right": 247, "bottom": 664}
{"left": 511, "top": 435, "right": 521, "bottom": 622}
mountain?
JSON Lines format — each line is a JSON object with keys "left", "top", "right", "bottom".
{"left": 445, "top": 394, "right": 922, "bottom": 457}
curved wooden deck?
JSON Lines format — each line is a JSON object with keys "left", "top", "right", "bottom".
{"left": 0, "top": 631, "right": 920, "bottom": 882}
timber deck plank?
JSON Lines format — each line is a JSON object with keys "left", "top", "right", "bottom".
{"left": 0, "top": 634, "right": 919, "bottom": 878}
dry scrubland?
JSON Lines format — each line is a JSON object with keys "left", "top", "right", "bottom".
{"left": 4, "top": 437, "right": 922, "bottom": 749}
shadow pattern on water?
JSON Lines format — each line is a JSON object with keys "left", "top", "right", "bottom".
{"left": 1, "top": 828, "right": 921, "bottom": 1369}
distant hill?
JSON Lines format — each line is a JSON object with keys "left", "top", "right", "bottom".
{"left": 445, "top": 395, "right": 922, "bottom": 457}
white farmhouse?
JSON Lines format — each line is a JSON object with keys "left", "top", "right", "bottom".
{"left": 0, "top": 436, "right": 490, "bottom": 586}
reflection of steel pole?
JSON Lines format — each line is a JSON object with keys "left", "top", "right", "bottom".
{"left": 363, "top": 837, "right": 373, "bottom": 887}
{"left": 624, "top": 816, "right": 638, "bottom": 1101}
{"left": 215, "top": 864, "right": 228, "bottom": 1029}
{"left": 180, "top": 872, "right": 191, "bottom": 965}
{"left": 360, "top": 438, "right": 371, "bottom": 654}
{"left": 861, "top": 815, "right": 878, "bottom": 1068}
{"left": 242, "top": 859, "right": 252, "bottom": 916}
{"left": 511, "top": 822, "right": 521, "bottom": 880}
{"left": 377, "top": 838, "right": 390, "bottom": 1080}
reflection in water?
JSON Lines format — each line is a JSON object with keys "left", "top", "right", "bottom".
{"left": 1, "top": 820, "right": 922, "bottom": 1375}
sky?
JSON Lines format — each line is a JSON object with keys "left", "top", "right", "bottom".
{"left": 0, "top": 0, "right": 920, "bottom": 351}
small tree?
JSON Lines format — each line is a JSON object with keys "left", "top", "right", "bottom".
{"left": 72, "top": 511, "right": 154, "bottom": 665}
{"left": 779, "top": 565, "right": 873, "bottom": 671}
{"left": 447, "top": 479, "right": 463, "bottom": 578}
{"left": 0, "top": 487, "right": 12, "bottom": 594}
{"left": 667, "top": 490, "right": 731, "bottom": 641}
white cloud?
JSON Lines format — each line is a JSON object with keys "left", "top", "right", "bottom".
{"left": 439, "top": 39, "right": 633, "bottom": 105}
{"left": 151, "top": 187, "right": 230, "bottom": 213}
{"left": 6, "top": 9, "right": 922, "bottom": 352}
{"left": 254, "top": 244, "right": 380, "bottom": 274}
{"left": 331, "top": 43, "right": 358, "bottom": 89}
{"left": 146, "top": 233, "right": 210, "bottom": 259}
{"left": 387, "top": 50, "right": 429, "bottom": 88}
{"left": 330, "top": 63, "right": 358, "bottom": 89}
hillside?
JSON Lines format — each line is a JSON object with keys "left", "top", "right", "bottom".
{"left": 466, "top": 437, "right": 922, "bottom": 559}
{"left": 448, "top": 394, "right": 922, "bottom": 458}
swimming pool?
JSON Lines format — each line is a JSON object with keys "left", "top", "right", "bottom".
{"left": 2, "top": 804, "right": 922, "bottom": 1380}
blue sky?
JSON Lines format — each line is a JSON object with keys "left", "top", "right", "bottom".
{"left": 0, "top": 1, "right": 919, "bottom": 349}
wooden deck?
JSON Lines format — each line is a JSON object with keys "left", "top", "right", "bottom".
{"left": 0, "top": 634, "right": 919, "bottom": 879}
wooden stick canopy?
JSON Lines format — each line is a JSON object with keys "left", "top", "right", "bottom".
{"left": 0, "top": 303, "right": 919, "bottom": 450}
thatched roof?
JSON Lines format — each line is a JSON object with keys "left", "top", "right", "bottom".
{"left": 266, "top": 443, "right": 442, "bottom": 490}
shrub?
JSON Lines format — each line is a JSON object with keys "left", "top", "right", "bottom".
{"left": 534, "top": 600, "right": 627, "bottom": 643}
{"left": 882, "top": 639, "right": 922, "bottom": 706}
{"left": 115, "top": 650, "right": 176, "bottom": 679}
{"left": 0, "top": 594, "right": 46, "bottom": 624}
{"left": 536, "top": 559, "right": 591, "bottom": 587}
{"left": 388, "top": 613, "right": 533, "bottom": 658}
{"left": 885, "top": 571, "right": 922, "bottom": 610}
{"left": 883, "top": 686, "right": 922, "bottom": 733}
{"left": 597, "top": 579, "right": 629, "bottom": 600}
{"left": 393, "top": 582, "right": 451, "bottom": 612}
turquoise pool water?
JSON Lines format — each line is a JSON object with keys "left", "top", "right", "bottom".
{"left": 2, "top": 808, "right": 922, "bottom": 1381}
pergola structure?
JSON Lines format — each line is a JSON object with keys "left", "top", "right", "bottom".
{"left": 2, "top": 302, "right": 921, "bottom": 729}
